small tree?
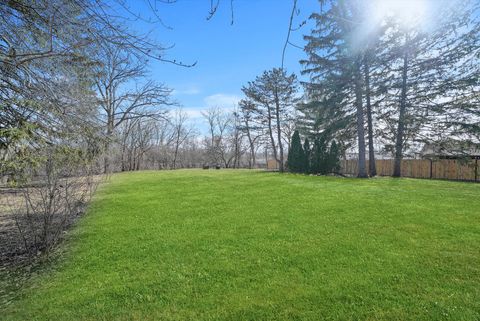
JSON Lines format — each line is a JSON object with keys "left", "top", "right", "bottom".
{"left": 303, "top": 137, "right": 311, "bottom": 174}
{"left": 310, "top": 137, "right": 341, "bottom": 175}
{"left": 310, "top": 136, "right": 328, "bottom": 174}
{"left": 287, "top": 130, "right": 305, "bottom": 173}
{"left": 328, "top": 140, "right": 341, "bottom": 174}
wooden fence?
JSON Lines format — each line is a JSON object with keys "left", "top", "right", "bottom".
{"left": 341, "top": 159, "right": 479, "bottom": 182}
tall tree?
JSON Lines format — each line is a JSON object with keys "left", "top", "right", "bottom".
{"left": 364, "top": 51, "right": 377, "bottom": 176}
{"left": 238, "top": 99, "right": 262, "bottom": 168}
{"left": 302, "top": 0, "right": 369, "bottom": 177}
{"left": 242, "top": 68, "right": 299, "bottom": 172}
{"left": 368, "top": 0, "right": 480, "bottom": 176}
{"left": 354, "top": 57, "right": 368, "bottom": 178}
{"left": 94, "top": 45, "right": 173, "bottom": 173}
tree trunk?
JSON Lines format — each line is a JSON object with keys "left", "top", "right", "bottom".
{"left": 264, "top": 146, "right": 269, "bottom": 168}
{"left": 121, "top": 138, "right": 127, "bottom": 172}
{"left": 173, "top": 135, "right": 180, "bottom": 169}
{"left": 355, "top": 58, "right": 368, "bottom": 178}
{"left": 266, "top": 105, "right": 278, "bottom": 165}
{"left": 103, "top": 117, "right": 114, "bottom": 174}
{"left": 393, "top": 40, "right": 409, "bottom": 177}
{"left": 274, "top": 92, "right": 285, "bottom": 172}
{"left": 364, "top": 59, "right": 377, "bottom": 177}
{"left": 245, "top": 119, "right": 256, "bottom": 168}
{"left": 248, "top": 136, "right": 255, "bottom": 168}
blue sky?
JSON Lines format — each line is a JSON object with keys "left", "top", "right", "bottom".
{"left": 127, "top": 0, "right": 320, "bottom": 125}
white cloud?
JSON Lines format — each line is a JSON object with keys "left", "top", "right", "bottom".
{"left": 204, "top": 93, "right": 241, "bottom": 109}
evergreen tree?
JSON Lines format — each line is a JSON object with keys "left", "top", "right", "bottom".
{"left": 287, "top": 130, "right": 305, "bottom": 173}
{"left": 310, "top": 136, "right": 328, "bottom": 175}
{"left": 371, "top": 1, "right": 480, "bottom": 176}
{"left": 302, "top": 0, "right": 369, "bottom": 178}
{"left": 242, "top": 69, "right": 299, "bottom": 173}
{"left": 328, "top": 140, "right": 341, "bottom": 174}
{"left": 301, "top": 0, "right": 480, "bottom": 178}
{"left": 303, "top": 137, "right": 311, "bottom": 173}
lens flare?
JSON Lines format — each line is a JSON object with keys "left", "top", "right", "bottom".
{"left": 372, "top": 0, "right": 429, "bottom": 28}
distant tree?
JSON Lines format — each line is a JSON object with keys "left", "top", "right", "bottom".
{"left": 287, "top": 130, "right": 305, "bottom": 173}
{"left": 202, "top": 107, "right": 226, "bottom": 166}
{"left": 229, "top": 110, "right": 246, "bottom": 168}
{"left": 94, "top": 45, "right": 173, "bottom": 173}
{"left": 238, "top": 99, "right": 263, "bottom": 168}
{"left": 171, "top": 109, "right": 195, "bottom": 169}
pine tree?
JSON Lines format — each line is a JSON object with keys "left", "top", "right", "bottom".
{"left": 310, "top": 136, "right": 328, "bottom": 175}
{"left": 302, "top": 0, "right": 480, "bottom": 178}
{"left": 303, "top": 137, "right": 311, "bottom": 173}
{"left": 302, "top": 0, "right": 369, "bottom": 178}
{"left": 372, "top": 1, "right": 480, "bottom": 176}
{"left": 242, "top": 69, "right": 299, "bottom": 173}
{"left": 328, "top": 140, "right": 341, "bottom": 174}
{"left": 287, "top": 130, "right": 305, "bottom": 173}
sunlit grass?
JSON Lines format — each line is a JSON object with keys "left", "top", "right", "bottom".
{"left": 2, "top": 170, "right": 480, "bottom": 320}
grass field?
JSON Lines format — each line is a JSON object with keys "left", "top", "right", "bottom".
{"left": 2, "top": 170, "right": 480, "bottom": 320}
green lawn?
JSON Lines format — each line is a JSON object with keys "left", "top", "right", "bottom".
{"left": 2, "top": 170, "right": 480, "bottom": 320}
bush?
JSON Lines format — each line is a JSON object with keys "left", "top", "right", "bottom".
{"left": 310, "top": 137, "right": 341, "bottom": 175}
{"left": 287, "top": 131, "right": 306, "bottom": 173}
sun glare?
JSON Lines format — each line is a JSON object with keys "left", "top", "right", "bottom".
{"left": 372, "top": 0, "right": 429, "bottom": 28}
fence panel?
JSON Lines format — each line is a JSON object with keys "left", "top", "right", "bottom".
{"left": 341, "top": 159, "right": 478, "bottom": 182}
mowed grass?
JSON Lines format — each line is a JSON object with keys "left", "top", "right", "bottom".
{"left": 2, "top": 170, "right": 480, "bottom": 320}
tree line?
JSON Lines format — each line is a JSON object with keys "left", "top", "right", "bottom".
{"left": 1, "top": 0, "right": 478, "bottom": 257}
{"left": 298, "top": 0, "right": 479, "bottom": 178}
{"left": 235, "top": 0, "right": 479, "bottom": 177}
{"left": 1, "top": 0, "right": 479, "bottom": 181}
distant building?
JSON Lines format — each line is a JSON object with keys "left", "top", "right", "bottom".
{"left": 266, "top": 159, "right": 279, "bottom": 170}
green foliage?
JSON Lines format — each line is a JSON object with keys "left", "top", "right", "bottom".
{"left": 303, "top": 137, "right": 311, "bottom": 173}
{"left": 328, "top": 140, "right": 341, "bottom": 173}
{"left": 0, "top": 124, "right": 43, "bottom": 184}
{"left": 310, "top": 136, "right": 328, "bottom": 174}
{"left": 287, "top": 130, "right": 305, "bottom": 173}
{"left": 242, "top": 68, "right": 299, "bottom": 173}
{"left": 2, "top": 170, "right": 480, "bottom": 320}
{"left": 309, "top": 137, "right": 341, "bottom": 175}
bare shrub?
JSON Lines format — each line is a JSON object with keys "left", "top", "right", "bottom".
{"left": 5, "top": 147, "right": 102, "bottom": 260}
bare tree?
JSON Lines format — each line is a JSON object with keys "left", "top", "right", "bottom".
{"left": 94, "top": 45, "right": 174, "bottom": 173}
{"left": 201, "top": 107, "right": 232, "bottom": 167}
{"left": 171, "top": 109, "right": 195, "bottom": 169}
{"left": 118, "top": 119, "right": 157, "bottom": 171}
